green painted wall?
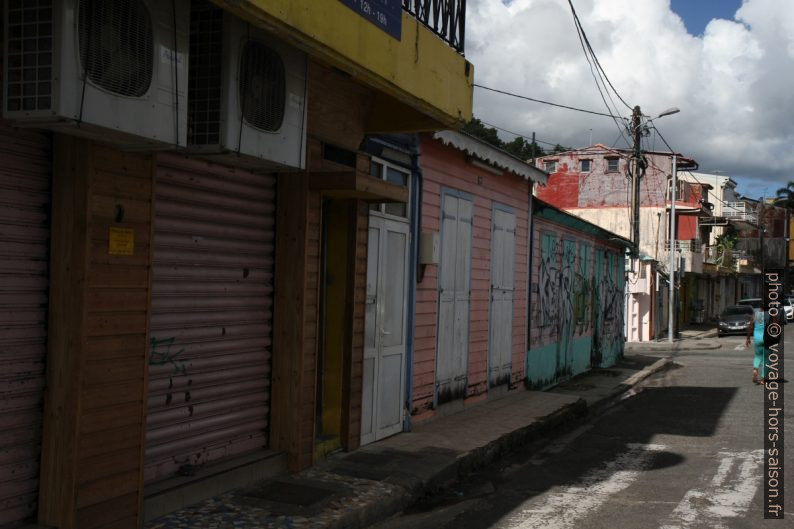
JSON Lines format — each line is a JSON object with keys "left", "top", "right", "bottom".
{"left": 527, "top": 220, "right": 625, "bottom": 389}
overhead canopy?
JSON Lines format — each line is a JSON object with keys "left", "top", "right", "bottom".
{"left": 433, "top": 130, "right": 549, "bottom": 184}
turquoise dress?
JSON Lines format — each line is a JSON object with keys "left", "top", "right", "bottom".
{"left": 752, "top": 310, "right": 768, "bottom": 377}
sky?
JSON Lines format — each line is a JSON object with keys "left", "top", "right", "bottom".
{"left": 471, "top": 0, "right": 793, "bottom": 199}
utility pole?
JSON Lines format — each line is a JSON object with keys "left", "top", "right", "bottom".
{"left": 530, "top": 132, "right": 536, "bottom": 166}
{"left": 668, "top": 155, "right": 677, "bottom": 343}
{"left": 630, "top": 105, "right": 643, "bottom": 257}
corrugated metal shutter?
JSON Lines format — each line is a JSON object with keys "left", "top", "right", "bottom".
{"left": 145, "top": 153, "right": 275, "bottom": 483}
{"left": 0, "top": 121, "right": 51, "bottom": 527}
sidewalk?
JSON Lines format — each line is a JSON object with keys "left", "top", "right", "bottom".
{"left": 624, "top": 323, "right": 722, "bottom": 353}
{"left": 146, "top": 352, "right": 672, "bottom": 529}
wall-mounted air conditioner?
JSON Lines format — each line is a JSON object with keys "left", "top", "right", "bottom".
{"left": 3, "top": 0, "right": 189, "bottom": 148}
{"left": 187, "top": 1, "right": 307, "bottom": 170}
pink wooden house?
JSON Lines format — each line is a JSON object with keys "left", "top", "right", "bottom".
{"left": 410, "top": 131, "right": 547, "bottom": 422}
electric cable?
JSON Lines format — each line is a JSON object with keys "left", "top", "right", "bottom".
{"left": 566, "top": 0, "right": 632, "bottom": 111}
{"left": 474, "top": 84, "right": 619, "bottom": 118}
{"left": 566, "top": 0, "right": 630, "bottom": 145}
{"left": 478, "top": 120, "right": 565, "bottom": 148}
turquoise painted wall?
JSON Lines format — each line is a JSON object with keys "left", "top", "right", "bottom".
{"left": 527, "top": 219, "right": 625, "bottom": 390}
{"left": 526, "top": 343, "right": 558, "bottom": 390}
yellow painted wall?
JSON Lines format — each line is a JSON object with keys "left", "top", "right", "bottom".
{"left": 316, "top": 200, "right": 350, "bottom": 459}
{"left": 212, "top": 0, "right": 473, "bottom": 130}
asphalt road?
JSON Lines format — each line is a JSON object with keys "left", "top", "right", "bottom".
{"left": 375, "top": 333, "right": 793, "bottom": 529}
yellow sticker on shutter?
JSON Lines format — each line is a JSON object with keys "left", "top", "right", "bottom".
{"left": 109, "top": 227, "right": 135, "bottom": 255}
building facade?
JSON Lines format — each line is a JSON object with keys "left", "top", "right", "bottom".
{"left": 534, "top": 145, "right": 711, "bottom": 339}
{"left": 0, "top": 1, "right": 472, "bottom": 527}
{"left": 412, "top": 131, "right": 546, "bottom": 421}
{"left": 527, "top": 199, "right": 631, "bottom": 388}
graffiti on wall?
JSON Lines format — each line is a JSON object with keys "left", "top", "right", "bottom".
{"left": 537, "top": 233, "right": 624, "bottom": 376}
{"left": 591, "top": 251, "right": 624, "bottom": 366}
{"left": 538, "top": 235, "right": 596, "bottom": 377}
{"left": 149, "top": 336, "right": 188, "bottom": 375}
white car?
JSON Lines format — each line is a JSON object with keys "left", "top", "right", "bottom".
{"left": 786, "top": 298, "right": 794, "bottom": 322}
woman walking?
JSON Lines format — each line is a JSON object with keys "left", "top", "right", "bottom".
{"left": 746, "top": 302, "right": 769, "bottom": 384}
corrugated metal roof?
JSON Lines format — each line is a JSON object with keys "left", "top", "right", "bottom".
{"left": 432, "top": 130, "right": 549, "bottom": 184}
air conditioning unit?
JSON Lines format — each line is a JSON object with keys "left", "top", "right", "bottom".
{"left": 3, "top": 0, "right": 188, "bottom": 148}
{"left": 187, "top": 1, "right": 307, "bottom": 170}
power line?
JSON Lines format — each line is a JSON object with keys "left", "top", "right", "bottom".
{"left": 478, "top": 120, "right": 562, "bottom": 148}
{"left": 473, "top": 83, "right": 620, "bottom": 119}
{"left": 644, "top": 125, "right": 734, "bottom": 211}
{"left": 566, "top": 0, "right": 632, "bottom": 111}
{"left": 565, "top": 0, "right": 631, "bottom": 146}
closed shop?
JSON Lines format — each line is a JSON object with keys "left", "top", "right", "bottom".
{"left": 145, "top": 154, "right": 275, "bottom": 482}
{"left": 0, "top": 121, "right": 51, "bottom": 527}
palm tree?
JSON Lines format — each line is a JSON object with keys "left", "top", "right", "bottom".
{"left": 774, "top": 181, "right": 794, "bottom": 209}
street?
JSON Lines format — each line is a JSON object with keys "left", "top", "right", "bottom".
{"left": 375, "top": 332, "right": 793, "bottom": 529}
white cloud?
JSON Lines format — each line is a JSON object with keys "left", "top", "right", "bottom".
{"left": 467, "top": 0, "right": 794, "bottom": 197}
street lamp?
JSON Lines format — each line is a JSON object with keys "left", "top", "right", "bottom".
{"left": 669, "top": 155, "right": 678, "bottom": 343}
{"left": 651, "top": 106, "right": 681, "bottom": 343}
{"left": 658, "top": 107, "right": 680, "bottom": 118}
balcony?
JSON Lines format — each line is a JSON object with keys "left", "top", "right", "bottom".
{"left": 704, "top": 245, "right": 741, "bottom": 269}
{"left": 665, "top": 239, "right": 704, "bottom": 274}
{"left": 723, "top": 202, "right": 759, "bottom": 229}
{"left": 403, "top": 0, "right": 466, "bottom": 53}
{"left": 665, "top": 239, "right": 703, "bottom": 253}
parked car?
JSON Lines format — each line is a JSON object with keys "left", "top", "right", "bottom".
{"left": 718, "top": 305, "right": 755, "bottom": 337}
{"left": 737, "top": 297, "right": 762, "bottom": 310}
{"left": 737, "top": 297, "right": 787, "bottom": 325}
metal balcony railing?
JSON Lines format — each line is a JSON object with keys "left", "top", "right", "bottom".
{"left": 403, "top": 0, "right": 466, "bottom": 53}
{"left": 704, "top": 245, "right": 721, "bottom": 264}
{"left": 665, "top": 239, "right": 703, "bottom": 253}
{"left": 704, "top": 245, "right": 740, "bottom": 267}
{"left": 723, "top": 201, "right": 759, "bottom": 224}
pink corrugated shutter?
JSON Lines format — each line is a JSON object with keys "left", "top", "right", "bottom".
{"left": 145, "top": 153, "right": 275, "bottom": 483}
{"left": 0, "top": 121, "right": 51, "bottom": 527}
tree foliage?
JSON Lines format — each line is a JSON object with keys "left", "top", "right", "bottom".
{"left": 461, "top": 117, "right": 547, "bottom": 161}
{"left": 774, "top": 181, "right": 794, "bottom": 209}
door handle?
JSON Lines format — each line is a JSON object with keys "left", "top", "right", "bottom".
{"left": 382, "top": 330, "right": 392, "bottom": 335}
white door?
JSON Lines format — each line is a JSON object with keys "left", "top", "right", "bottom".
{"left": 436, "top": 193, "right": 473, "bottom": 404}
{"left": 488, "top": 207, "right": 515, "bottom": 387}
{"left": 361, "top": 216, "right": 410, "bottom": 445}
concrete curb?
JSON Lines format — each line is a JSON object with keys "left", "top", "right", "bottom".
{"left": 624, "top": 340, "right": 721, "bottom": 353}
{"left": 342, "top": 356, "right": 675, "bottom": 529}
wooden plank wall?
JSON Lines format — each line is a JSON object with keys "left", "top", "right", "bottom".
{"left": 343, "top": 201, "right": 368, "bottom": 452}
{"left": 271, "top": 170, "right": 321, "bottom": 472}
{"left": 40, "top": 137, "right": 153, "bottom": 529}
{"left": 306, "top": 60, "right": 372, "bottom": 152}
{"left": 270, "top": 58, "right": 374, "bottom": 468}
{"left": 412, "top": 135, "right": 530, "bottom": 421}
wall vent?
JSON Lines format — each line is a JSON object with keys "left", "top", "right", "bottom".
{"left": 5, "top": 0, "right": 54, "bottom": 112}
{"left": 187, "top": 1, "right": 222, "bottom": 146}
{"left": 78, "top": 0, "right": 154, "bottom": 98}
{"left": 239, "top": 40, "right": 285, "bottom": 132}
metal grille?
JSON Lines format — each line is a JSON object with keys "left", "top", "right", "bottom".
{"left": 402, "top": 0, "right": 466, "bottom": 53}
{"left": 146, "top": 153, "right": 275, "bottom": 483}
{"left": 239, "top": 40, "right": 285, "bottom": 133}
{"left": 0, "top": 120, "right": 51, "bottom": 526}
{"left": 187, "top": 1, "right": 222, "bottom": 146}
{"left": 5, "top": 0, "right": 54, "bottom": 112}
{"left": 78, "top": 0, "right": 153, "bottom": 98}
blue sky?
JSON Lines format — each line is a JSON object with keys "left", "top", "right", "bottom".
{"left": 670, "top": 0, "right": 744, "bottom": 35}
{"left": 473, "top": 0, "right": 793, "bottom": 201}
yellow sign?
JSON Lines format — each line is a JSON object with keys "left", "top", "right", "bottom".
{"left": 109, "top": 227, "right": 135, "bottom": 255}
